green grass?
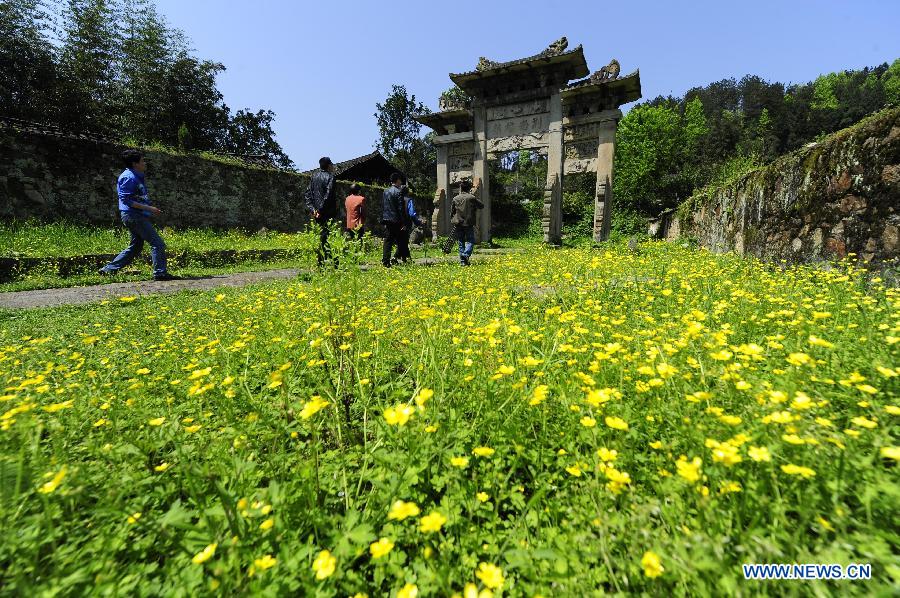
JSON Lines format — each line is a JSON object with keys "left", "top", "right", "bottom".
{"left": 0, "top": 242, "right": 897, "bottom": 596}
{"left": 0, "top": 221, "right": 318, "bottom": 258}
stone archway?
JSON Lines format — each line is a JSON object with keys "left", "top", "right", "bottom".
{"left": 416, "top": 38, "right": 642, "bottom": 244}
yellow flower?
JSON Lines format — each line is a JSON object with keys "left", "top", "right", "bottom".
{"left": 127, "top": 512, "right": 141, "bottom": 524}
{"left": 747, "top": 446, "right": 771, "bottom": 462}
{"left": 641, "top": 550, "right": 664, "bottom": 578}
{"left": 300, "top": 396, "right": 329, "bottom": 420}
{"left": 184, "top": 424, "right": 202, "bottom": 433}
{"left": 496, "top": 365, "right": 515, "bottom": 376}
{"left": 782, "top": 434, "right": 805, "bottom": 445}
{"left": 254, "top": 554, "right": 277, "bottom": 571}
{"left": 476, "top": 491, "right": 489, "bottom": 503}
{"left": 676, "top": 456, "right": 702, "bottom": 483}
{"left": 885, "top": 405, "right": 900, "bottom": 415}
{"left": 419, "top": 510, "right": 447, "bottom": 533}
{"left": 38, "top": 467, "right": 67, "bottom": 494}
{"left": 259, "top": 518, "right": 274, "bottom": 531}
{"left": 387, "top": 500, "right": 420, "bottom": 521}
{"left": 530, "top": 384, "right": 549, "bottom": 406}
{"left": 383, "top": 404, "right": 413, "bottom": 426}
{"left": 414, "top": 388, "right": 434, "bottom": 408}
{"left": 580, "top": 416, "right": 597, "bottom": 428}
{"left": 369, "top": 537, "right": 394, "bottom": 559}
{"left": 781, "top": 464, "right": 816, "bottom": 478}
{"left": 397, "top": 583, "right": 418, "bottom": 598}
{"left": 192, "top": 543, "right": 217, "bottom": 564}
{"left": 154, "top": 462, "right": 170, "bottom": 472}
{"left": 148, "top": 417, "right": 166, "bottom": 426}
{"left": 604, "top": 416, "right": 628, "bottom": 431}
{"left": 565, "top": 464, "right": 583, "bottom": 477}
{"left": 808, "top": 335, "right": 834, "bottom": 348}
{"left": 451, "top": 456, "right": 470, "bottom": 468}
{"left": 473, "top": 446, "right": 495, "bottom": 457}
{"left": 880, "top": 446, "right": 900, "bottom": 460}
{"left": 597, "top": 447, "right": 618, "bottom": 462}
{"left": 312, "top": 549, "right": 336, "bottom": 580}
{"left": 475, "top": 562, "right": 506, "bottom": 589}
{"left": 719, "top": 481, "right": 742, "bottom": 494}
{"left": 786, "top": 352, "right": 812, "bottom": 366}
{"left": 850, "top": 416, "right": 877, "bottom": 429}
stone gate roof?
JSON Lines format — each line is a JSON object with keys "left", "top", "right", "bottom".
{"left": 450, "top": 45, "right": 589, "bottom": 95}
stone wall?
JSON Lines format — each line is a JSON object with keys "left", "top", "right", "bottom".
{"left": 0, "top": 125, "right": 393, "bottom": 233}
{"left": 667, "top": 106, "right": 900, "bottom": 264}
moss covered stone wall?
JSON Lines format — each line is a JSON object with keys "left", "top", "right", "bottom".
{"left": 0, "top": 127, "right": 391, "bottom": 234}
{"left": 670, "top": 106, "right": 900, "bottom": 264}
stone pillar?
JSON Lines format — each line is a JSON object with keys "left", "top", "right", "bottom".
{"left": 472, "top": 102, "right": 491, "bottom": 244}
{"left": 543, "top": 91, "right": 564, "bottom": 245}
{"left": 433, "top": 144, "right": 450, "bottom": 237}
{"left": 594, "top": 119, "right": 617, "bottom": 242}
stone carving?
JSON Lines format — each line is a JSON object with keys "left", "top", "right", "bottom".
{"left": 476, "top": 57, "right": 499, "bottom": 71}
{"left": 439, "top": 97, "right": 469, "bottom": 112}
{"left": 449, "top": 155, "right": 474, "bottom": 171}
{"left": 486, "top": 114, "right": 550, "bottom": 139}
{"left": 487, "top": 132, "right": 549, "bottom": 153}
{"left": 448, "top": 142, "right": 474, "bottom": 156}
{"left": 487, "top": 99, "right": 549, "bottom": 120}
{"left": 590, "top": 59, "right": 621, "bottom": 83}
{"left": 564, "top": 122, "right": 604, "bottom": 142}
{"left": 564, "top": 140, "right": 599, "bottom": 160}
{"left": 449, "top": 170, "right": 473, "bottom": 184}
{"left": 540, "top": 37, "right": 568, "bottom": 57}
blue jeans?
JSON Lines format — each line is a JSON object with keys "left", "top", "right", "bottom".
{"left": 102, "top": 214, "right": 167, "bottom": 276}
{"left": 457, "top": 225, "right": 475, "bottom": 263}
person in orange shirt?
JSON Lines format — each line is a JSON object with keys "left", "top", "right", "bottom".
{"left": 345, "top": 183, "right": 366, "bottom": 240}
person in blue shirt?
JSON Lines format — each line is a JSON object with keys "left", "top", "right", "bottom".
{"left": 99, "top": 150, "right": 179, "bottom": 281}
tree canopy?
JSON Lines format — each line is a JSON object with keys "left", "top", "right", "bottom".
{"left": 0, "top": 0, "right": 293, "bottom": 168}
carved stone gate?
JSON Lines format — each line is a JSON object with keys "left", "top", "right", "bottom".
{"left": 416, "top": 38, "right": 641, "bottom": 244}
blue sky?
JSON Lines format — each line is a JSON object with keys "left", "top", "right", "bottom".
{"left": 155, "top": 0, "right": 900, "bottom": 170}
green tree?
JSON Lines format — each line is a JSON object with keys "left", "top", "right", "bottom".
{"left": 374, "top": 85, "right": 435, "bottom": 193}
{"left": 0, "top": 0, "right": 60, "bottom": 122}
{"left": 58, "top": 0, "right": 119, "bottom": 133}
{"left": 223, "top": 109, "right": 294, "bottom": 169}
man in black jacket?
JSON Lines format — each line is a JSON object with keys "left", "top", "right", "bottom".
{"left": 381, "top": 172, "right": 408, "bottom": 267}
{"left": 305, "top": 156, "right": 337, "bottom": 267}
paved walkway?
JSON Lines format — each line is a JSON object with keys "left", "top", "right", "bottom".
{"left": 0, "top": 254, "right": 510, "bottom": 310}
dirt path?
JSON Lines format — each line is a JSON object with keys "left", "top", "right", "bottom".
{"left": 0, "top": 254, "right": 512, "bottom": 310}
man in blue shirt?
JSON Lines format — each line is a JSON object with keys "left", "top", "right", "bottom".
{"left": 99, "top": 150, "right": 179, "bottom": 281}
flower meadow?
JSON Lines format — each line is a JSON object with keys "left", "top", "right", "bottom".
{"left": 0, "top": 242, "right": 897, "bottom": 596}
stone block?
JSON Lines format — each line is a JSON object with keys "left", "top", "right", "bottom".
{"left": 882, "top": 164, "right": 900, "bottom": 186}
{"left": 825, "top": 237, "right": 846, "bottom": 258}
{"left": 839, "top": 195, "right": 866, "bottom": 213}
{"left": 884, "top": 224, "right": 898, "bottom": 254}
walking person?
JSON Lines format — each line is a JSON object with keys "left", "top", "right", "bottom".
{"left": 394, "top": 185, "right": 427, "bottom": 263}
{"left": 305, "top": 156, "right": 338, "bottom": 268}
{"left": 449, "top": 179, "right": 484, "bottom": 266}
{"left": 381, "top": 172, "right": 408, "bottom": 267}
{"left": 345, "top": 183, "right": 366, "bottom": 242}
{"left": 99, "top": 150, "right": 179, "bottom": 281}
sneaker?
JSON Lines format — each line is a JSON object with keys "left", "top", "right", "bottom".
{"left": 152, "top": 272, "right": 182, "bottom": 281}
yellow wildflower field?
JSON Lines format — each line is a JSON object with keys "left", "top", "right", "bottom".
{"left": 0, "top": 242, "right": 897, "bottom": 595}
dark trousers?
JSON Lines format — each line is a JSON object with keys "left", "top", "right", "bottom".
{"left": 382, "top": 222, "right": 408, "bottom": 267}
{"left": 316, "top": 219, "right": 334, "bottom": 267}
{"left": 102, "top": 213, "right": 167, "bottom": 276}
